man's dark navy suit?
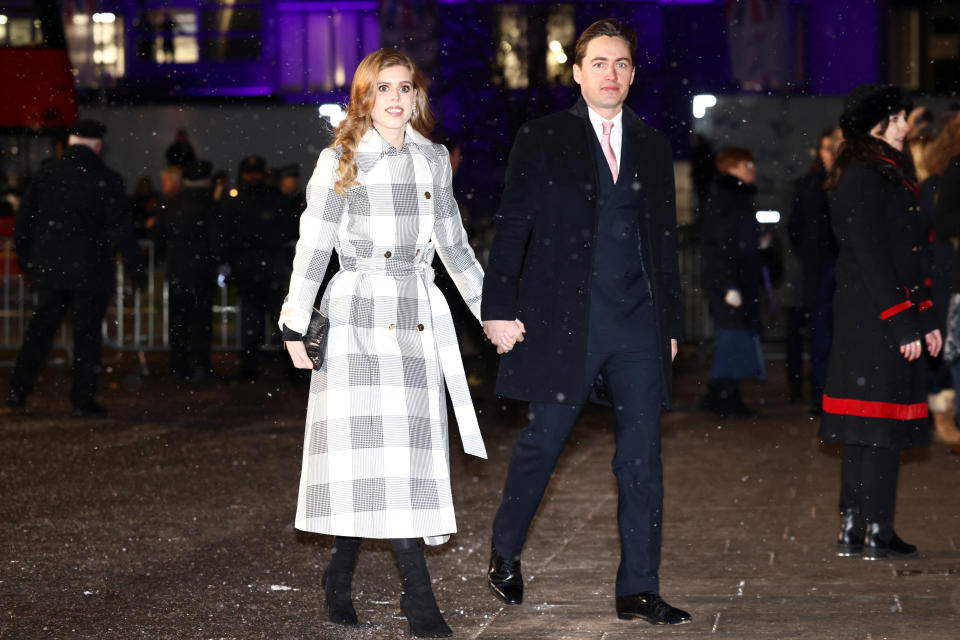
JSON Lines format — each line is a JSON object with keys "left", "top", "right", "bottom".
{"left": 482, "top": 98, "right": 682, "bottom": 596}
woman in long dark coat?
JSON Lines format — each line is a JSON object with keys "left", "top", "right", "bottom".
{"left": 700, "top": 147, "right": 768, "bottom": 415}
{"left": 822, "top": 84, "right": 942, "bottom": 560}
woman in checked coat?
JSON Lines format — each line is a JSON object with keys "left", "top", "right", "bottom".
{"left": 821, "top": 84, "right": 941, "bottom": 561}
{"left": 279, "top": 49, "right": 488, "bottom": 638}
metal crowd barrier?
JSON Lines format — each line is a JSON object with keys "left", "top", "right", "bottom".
{"left": 0, "top": 238, "right": 267, "bottom": 362}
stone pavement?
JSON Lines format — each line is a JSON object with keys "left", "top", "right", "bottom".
{"left": 1, "top": 351, "right": 959, "bottom": 639}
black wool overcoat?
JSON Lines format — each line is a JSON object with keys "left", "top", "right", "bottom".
{"left": 819, "top": 155, "right": 937, "bottom": 449}
{"left": 699, "top": 174, "right": 764, "bottom": 332}
{"left": 481, "top": 99, "right": 683, "bottom": 408}
{"left": 14, "top": 145, "right": 143, "bottom": 293}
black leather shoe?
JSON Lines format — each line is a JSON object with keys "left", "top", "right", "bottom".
{"left": 487, "top": 544, "right": 523, "bottom": 605}
{"left": 616, "top": 592, "right": 691, "bottom": 625}
{"left": 837, "top": 508, "right": 865, "bottom": 557}
{"left": 863, "top": 523, "right": 917, "bottom": 560}
{"left": 72, "top": 401, "right": 108, "bottom": 419}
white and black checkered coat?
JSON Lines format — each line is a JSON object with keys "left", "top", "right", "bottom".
{"left": 279, "top": 125, "right": 486, "bottom": 545}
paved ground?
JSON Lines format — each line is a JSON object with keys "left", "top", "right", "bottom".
{"left": 1, "top": 348, "right": 959, "bottom": 640}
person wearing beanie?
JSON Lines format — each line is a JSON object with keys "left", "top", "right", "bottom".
{"left": 821, "top": 84, "right": 941, "bottom": 561}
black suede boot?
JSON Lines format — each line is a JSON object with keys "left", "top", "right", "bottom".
{"left": 836, "top": 508, "right": 865, "bottom": 557}
{"left": 322, "top": 536, "right": 361, "bottom": 625}
{"left": 395, "top": 544, "right": 452, "bottom": 638}
{"left": 863, "top": 523, "right": 917, "bottom": 560}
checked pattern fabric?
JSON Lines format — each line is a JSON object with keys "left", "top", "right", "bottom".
{"left": 279, "top": 125, "right": 486, "bottom": 544}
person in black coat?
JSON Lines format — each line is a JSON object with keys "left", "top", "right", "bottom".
{"left": 822, "top": 84, "right": 942, "bottom": 560}
{"left": 481, "top": 19, "right": 689, "bottom": 626}
{"left": 699, "top": 147, "right": 768, "bottom": 416}
{"left": 788, "top": 128, "right": 841, "bottom": 413}
{"left": 6, "top": 120, "right": 144, "bottom": 417}
{"left": 153, "top": 160, "right": 220, "bottom": 381}
{"left": 222, "top": 155, "right": 295, "bottom": 380}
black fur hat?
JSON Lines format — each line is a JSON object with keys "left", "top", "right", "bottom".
{"left": 839, "top": 84, "right": 913, "bottom": 139}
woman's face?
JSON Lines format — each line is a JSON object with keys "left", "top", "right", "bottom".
{"left": 727, "top": 159, "right": 756, "bottom": 184}
{"left": 870, "top": 110, "right": 909, "bottom": 151}
{"left": 370, "top": 65, "right": 418, "bottom": 138}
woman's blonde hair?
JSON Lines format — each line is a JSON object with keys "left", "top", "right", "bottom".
{"left": 331, "top": 49, "right": 435, "bottom": 194}
{"left": 924, "top": 112, "right": 960, "bottom": 178}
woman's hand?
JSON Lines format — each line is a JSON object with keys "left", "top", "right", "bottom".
{"left": 900, "top": 339, "right": 922, "bottom": 361}
{"left": 285, "top": 340, "right": 314, "bottom": 369}
{"left": 925, "top": 329, "right": 943, "bottom": 358}
{"left": 483, "top": 319, "right": 526, "bottom": 354}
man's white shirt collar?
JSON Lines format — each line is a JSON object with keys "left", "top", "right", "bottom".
{"left": 586, "top": 106, "right": 623, "bottom": 169}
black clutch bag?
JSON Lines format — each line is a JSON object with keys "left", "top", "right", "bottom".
{"left": 303, "top": 307, "right": 329, "bottom": 371}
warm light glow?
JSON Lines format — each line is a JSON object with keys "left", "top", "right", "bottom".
{"left": 549, "top": 39, "right": 562, "bottom": 53}
{"left": 72, "top": 15, "right": 89, "bottom": 25}
{"left": 692, "top": 94, "right": 718, "bottom": 119}
{"left": 92, "top": 13, "right": 116, "bottom": 24}
{"left": 556, "top": 52, "right": 567, "bottom": 64}
{"left": 229, "top": 188, "right": 239, "bottom": 198}
{"left": 0, "top": 15, "right": 8, "bottom": 25}
{"left": 756, "top": 210, "right": 781, "bottom": 224}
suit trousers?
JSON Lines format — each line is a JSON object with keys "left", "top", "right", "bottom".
{"left": 9, "top": 288, "right": 108, "bottom": 408}
{"left": 492, "top": 321, "right": 664, "bottom": 595}
{"left": 168, "top": 283, "right": 214, "bottom": 376}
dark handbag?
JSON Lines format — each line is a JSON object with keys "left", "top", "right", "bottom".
{"left": 303, "top": 307, "right": 329, "bottom": 371}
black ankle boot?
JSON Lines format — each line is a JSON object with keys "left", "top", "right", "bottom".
{"left": 836, "top": 509, "right": 865, "bottom": 557}
{"left": 863, "top": 523, "right": 918, "bottom": 560}
{"left": 396, "top": 546, "right": 452, "bottom": 638}
{"left": 323, "top": 537, "right": 360, "bottom": 625}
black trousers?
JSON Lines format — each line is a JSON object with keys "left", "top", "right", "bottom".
{"left": 839, "top": 444, "right": 900, "bottom": 524}
{"left": 168, "top": 283, "right": 214, "bottom": 376}
{"left": 492, "top": 305, "right": 664, "bottom": 595}
{"left": 237, "top": 277, "right": 283, "bottom": 374}
{"left": 9, "top": 288, "right": 108, "bottom": 408}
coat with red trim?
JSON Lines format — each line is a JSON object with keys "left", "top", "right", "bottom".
{"left": 819, "top": 157, "right": 937, "bottom": 449}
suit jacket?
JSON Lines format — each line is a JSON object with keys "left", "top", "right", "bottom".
{"left": 481, "top": 98, "right": 683, "bottom": 407}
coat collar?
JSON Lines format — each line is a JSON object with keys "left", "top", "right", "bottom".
{"left": 355, "top": 123, "right": 436, "bottom": 173}
{"left": 568, "top": 96, "right": 650, "bottom": 145}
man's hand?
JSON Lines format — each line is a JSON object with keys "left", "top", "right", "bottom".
{"left": 483, "top": 319, "right": 526, "bottom": 354}
{"left": 671, "top": 338, "right": 678, "bottom": 362}
{"left": 285, "top": 340, "right": 314, "bottom": 369}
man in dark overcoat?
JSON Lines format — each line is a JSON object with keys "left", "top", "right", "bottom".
{"left": 481, "top": 18, "right": 689, "bottom": 625}
{"left": 153, "top": 160, "right": 220, "bottom": 381}
{"left": 222, "top": 155, "right": 294, "bottom": 380}
{"left": 6, "top": 120, "right": 144, "bottom": 417}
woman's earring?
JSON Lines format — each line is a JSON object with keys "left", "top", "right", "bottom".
{"left": 412, "top": 104, "right": 418, "bottom": 118}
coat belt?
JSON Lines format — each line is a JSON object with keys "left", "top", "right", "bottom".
{"left": 341, "top": 260, "right": 487, "bottom": 459}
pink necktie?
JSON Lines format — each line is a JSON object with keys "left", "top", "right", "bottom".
{"left": 601, "top": 120, "right": 618, "bottom": 183}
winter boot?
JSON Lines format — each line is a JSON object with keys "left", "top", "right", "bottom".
{"left": 929, "top": 390, "right": 960, "bottom": 444}
{"left": 395, "top": 544, "right": 452, "bottom": 638}
{"left": 836, "top": 508, "right": 866, "bottom": 557}
{"left": 322, "top": 537, "right": 361, "bottom": 625}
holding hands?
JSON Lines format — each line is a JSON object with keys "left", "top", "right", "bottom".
{"left": 483, "top": 319, "right": 526, "bottom": 354}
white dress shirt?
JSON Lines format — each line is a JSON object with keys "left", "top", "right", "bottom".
{"left": 586, "top": 106, "right": 623, "bottom": 172}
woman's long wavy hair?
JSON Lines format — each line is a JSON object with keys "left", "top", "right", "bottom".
{"left": 825, "top": 123, "right": 917, "bottom": 191}
{"left": 925, "top": 112, "right": 960, "bottom": 177}
{"left": 331, "top": 49, "right": 435, "bottom": 194}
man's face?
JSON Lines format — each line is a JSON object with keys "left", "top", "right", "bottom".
{"left": 572, "top": 36, "right": 635, "bottom": 117}
{"left": 279, "top": 175, "right": 300, "bottom": 196}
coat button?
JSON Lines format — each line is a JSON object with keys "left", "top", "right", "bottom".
{"left": 425, "top": 192, "right": 431, "bottom": 199}
{"left": 384, "top": 250, "right": 392, "bottom": 258}
{"left": 583, "top": 241, "right": 590, "bottom": 248}
{"left": 388, "top": 323, "right": 395, "bottom": 330}
{"left": 415, "top": 249, "right": 420, "bottom": 255}
{"left": 577, "top": 287, "right": 585, "bottom": 295}
{"left": 417, "top": 323, "right": 424, "bottom": 331}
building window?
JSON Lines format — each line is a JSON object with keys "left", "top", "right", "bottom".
{"left": 545, "top": 4, "right": 574, "bottom": 87}
{"left": 276, "top": 4, "right": 379, "bottom": 93}
{"left": 495, "top": 5, "right": 528, "bottom": 89}
{"left": 201, "top": 7, "right": 262, "bottom": 61}
{"left": 0, "top": 14, "right": 42, "bottom": 47}
{"left": 65, "top": 12, "right": 124, "bottom": 86}
{"left": 148, "top": 10, "right": 199, "bottom": 64}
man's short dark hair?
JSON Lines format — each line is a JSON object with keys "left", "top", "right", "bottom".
{"left": 574, "top": 18, "right": 637, "bottom": 67}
